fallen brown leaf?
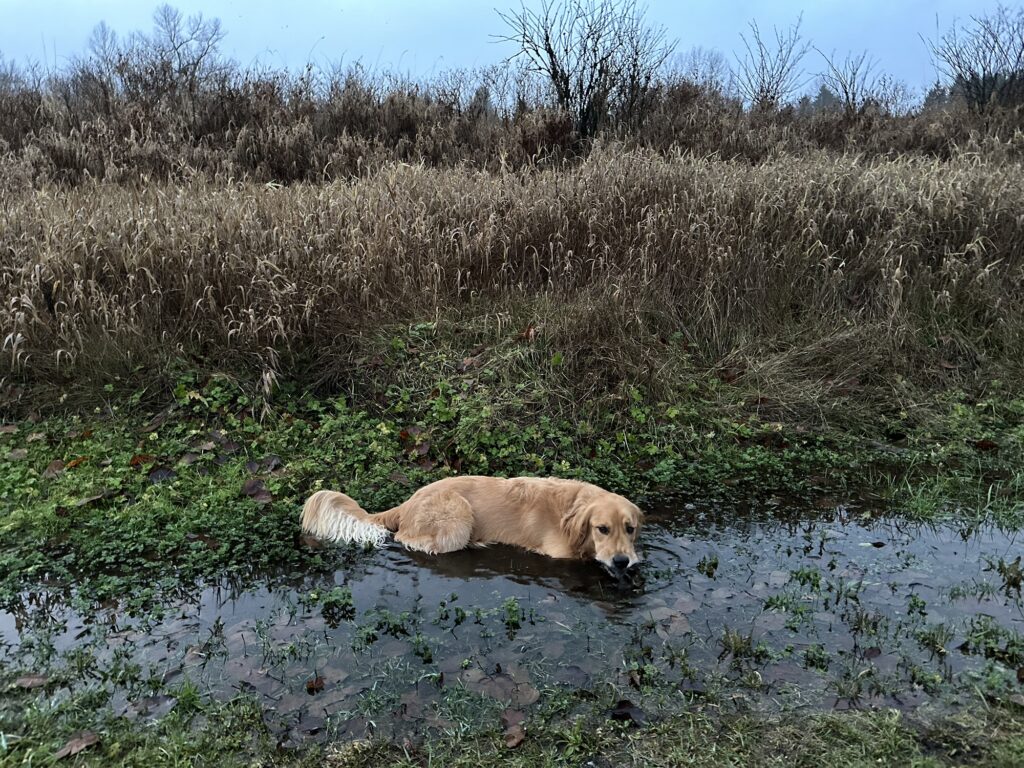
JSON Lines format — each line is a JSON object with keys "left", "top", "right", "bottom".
{"left": 241, "top": 478, "right": 273, "bottom": 505}
{"left": 147, "top": 466, "right": 176, "bottom": 484}
{"left": 14, "top": 674, "right": 49, "bottom": 689}
{"left": 456, "top": 355, "right": 482, "bottom": 372}
{"left": 501, "top": 709, "right": 526, "bottom": 728}
{"left": 43, "top": 460, "right": 65, "bottom": 479}
{"left": 143, "top": 407, "right": 173, "bottom": 432}
{"left": 504, "top": 724, "right": 526, "bottom": 748}
{"left": 54, "top": 731, "right": 100, "bottom": 759}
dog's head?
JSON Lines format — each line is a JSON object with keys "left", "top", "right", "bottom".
{"left": 562, "top": 491, "right": 643, "bottom": 574}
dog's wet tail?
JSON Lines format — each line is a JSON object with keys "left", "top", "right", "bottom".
{"left": 300, "top": 490, "right": 402, "bottom": 547}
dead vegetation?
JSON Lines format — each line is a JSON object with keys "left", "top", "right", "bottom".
{"left": 2, "top": 146, "right": 1022, "bottom": 418}
{"left": 2, "top": 4, "right": 1024, "bottom": 418}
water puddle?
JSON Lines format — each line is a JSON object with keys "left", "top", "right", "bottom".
{"left": 3, "top": 499, "right": 1023, "bottom": 744}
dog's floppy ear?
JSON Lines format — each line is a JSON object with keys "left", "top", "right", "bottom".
{"left": 560, "top": 497, "right": 593, "bottom": 556}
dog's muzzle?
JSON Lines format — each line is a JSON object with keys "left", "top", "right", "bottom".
{"left": 601, "top": 555, "right": 641, "bottom": 578}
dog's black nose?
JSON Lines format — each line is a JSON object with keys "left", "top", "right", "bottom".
{"left": 612, "top": 554, "right": 630, "bottom": 570}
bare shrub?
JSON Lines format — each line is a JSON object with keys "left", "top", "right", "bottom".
{"left": 670, "top": 46, "right": 733, "bottom": 95}
{"left": 0, "top": 5, "right": 1023, "bottom": 183}
{"left": 735, "top": 16, "right": 810, "bottom": 111}
{"left": 117, "top": 4, "right": 229, "bottom": 120}
{"left": 816, "top": 49, "right": 878, "bottom": 119}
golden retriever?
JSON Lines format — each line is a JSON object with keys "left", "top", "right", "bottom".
{"left": 301, "top": 476, "right": 642, "bottom": 573}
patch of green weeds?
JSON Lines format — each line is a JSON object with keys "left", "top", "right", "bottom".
{"left": 962, "top": 616, "right": 1024, "bottom": 667}
{"left": 915, "top": 623, "right": 955, "bottom": 659}
{"left": 804, "top": 644, "right": 831, "bottom": 671}
{"left": 301, "top": 586, "right": 356, "bottom": 627}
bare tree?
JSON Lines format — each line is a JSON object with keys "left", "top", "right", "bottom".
{"left": 735, "top": 16, "right": 810, "bottom": 111}
{"left": 873, "top": 75, "right": 917, "bottom": 117}
{"left": 117, "top": 4, "right": 228, "bottom": 117}
{"left": 0, "top": 53, "right": 24, "bottom": 97}
{"left": 927, "top": 4, "right": 1024, "bottom": 111}
{"left": 671, "top": 46, "right": 732, "bottom": 94}
{"left": 68, "top": 22, "right": 122, "bottom": 118}
{"left": 497, "top": 0, "right": 676, "bottom": 138}
{"left": 816, "top": 49, "right": 877, "bottom": 119}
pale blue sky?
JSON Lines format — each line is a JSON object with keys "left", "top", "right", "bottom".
{"left": 0, "top": 1, "right": 1013, "bottom": 92}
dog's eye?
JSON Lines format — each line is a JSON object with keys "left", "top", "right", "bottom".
{"left": 597, "top": 525, "right": 610, "bottom": 535}
{"left": 626, "top": 525, "right": 635, "bottom": 535}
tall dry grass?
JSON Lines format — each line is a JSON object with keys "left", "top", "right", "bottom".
{"left": 2, "top": 146, "right": 1022, "bottom": 413}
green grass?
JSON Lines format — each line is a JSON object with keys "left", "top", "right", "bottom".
{"left": 326, "top": 708, "right": 1024, "bottom": 768}
{"left": 3, "top": 666, "right": 1023, "bottom": 767}
{"left": 2, "top": 358, "right": 1024, "bottom": 614}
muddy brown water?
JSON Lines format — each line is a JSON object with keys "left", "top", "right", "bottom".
{"left": 2, "top": 500, "right": 1022, "bottom": 744}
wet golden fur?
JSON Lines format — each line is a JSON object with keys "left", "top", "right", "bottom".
{"left": 301, "top": 476, "right": 642, "bottom": 569}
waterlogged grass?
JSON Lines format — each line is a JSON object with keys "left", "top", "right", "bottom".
{"left": 874, "top": 390, "right": 1024, "bottom": 528}
{"left": 2, "top": 367, "right": 1024, "bottom": 765}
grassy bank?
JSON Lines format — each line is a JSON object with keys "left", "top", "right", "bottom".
{"left": 3, "top": 140, "right": 1024, "bottom": 764}
{"left": 2, "top": 684, "right": 1023, "bottom": 767}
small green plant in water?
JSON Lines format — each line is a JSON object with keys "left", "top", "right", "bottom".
{"left": 804, "top": 644, "right": 831, "bottom": 671}
{"left": 301, "top": 586, "right": 355, "bottom": 627}
{"left": 907, "top": 593, "right": 927, "bottom": 618}
{"left": 502, "top": 597, "right": 524, "bottom": 638}
{"left": 915, "top": 623, "right": 954, "bottom": 658}
{"left": 697, "top": 554, "right": 719, "bottom": 578}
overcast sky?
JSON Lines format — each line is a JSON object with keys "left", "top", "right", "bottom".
{"left": 0, "top": 1, "right": 1013, "bottom": 93}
